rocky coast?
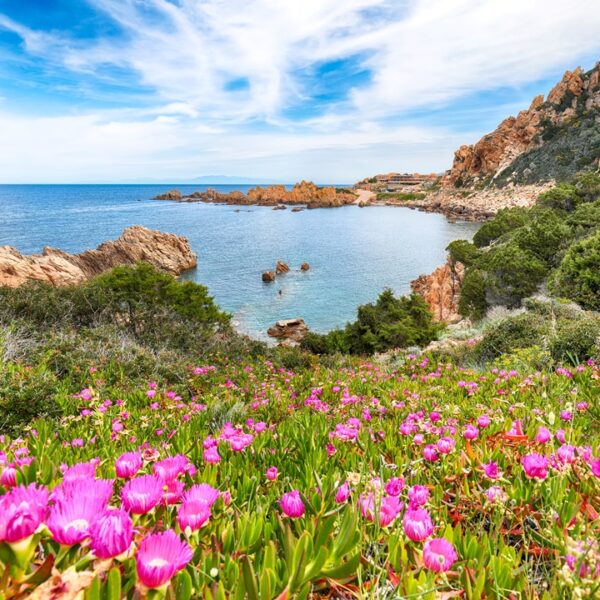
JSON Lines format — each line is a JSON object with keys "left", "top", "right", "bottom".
{"left": 155, "top": 180, "right": 357, "bottom": 209}
{"left": 0, "top": 226, "right": 196, "bottom": 287}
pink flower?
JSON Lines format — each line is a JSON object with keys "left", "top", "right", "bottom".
{"left": 477, "top": 415, "right": 491, "bottom": 428}
{"left": 379, "top": 496, "right": 403, "bottom": 527}
{"left": 385, "top": 477, "right": 405, "bottom": 497}
{"left": 203, "top": 446, "right": 221, "bottom": 464}
{"left": 115, "top": 452, "right": 143, "bottom": 479}
{"left": 280, "top": 490, "right": 305, "bottom": 518}
{"left": 90, "top": 508, "right": 133, "bottom": 558}
{"left": 47, "top": 493, "right": 107, "bottom": 546}
{"left": 182, "top": 484, "right": 220, "bottom": 507}
{"left": 121, "top": 475, "right": 164, "bottom": 514}
{"left": 51, "top": 477, "right": 114, "bottom": 508}
{"left": 0, "top": 465, "right": 17, "bottom": 488}
{"left": 436, "top": 437, "right": 455, "bottom": 454}
{"left": 423, "top": 445, "right": 439, "bottom": 462}
{"left": 266, "top": 467, "right": 278, "bottom": 481}
{"left": 463, "top": 425, "right": 479, "bottom": 440}
{"left": 0, "top": 484, "right": 48, "bottom": 543}
{"left": 62, "top": 460, "right": 98, "bottom": 482}
{"left": 335, "top": 482, "right": 351, "bottom": 504}
{"left": 408, "top": 485, "right": 429, "bottom": 509}
{"left": 136, "top": 530, "right": 192, "bottom": 589}
{"left": 422, "top": 538, "right": 458, "bottom": 572}
{"left": 177, "top": 500, "right": 211, "bottom": 532}
{"left": 403, "top": 508, "right": 434, "bottom": 541}
{"left": 521, "top": 453, "right": 549, "bottom": 480}
{"left": 485, "top": 486, "right": 506, "bottom": 503}
{"left": 153, "top": 455, "right": 190, "bottom": 482}
{"left": 482, "top": 461, "right": 501, "bottom": 480}
{"left": 534, "top": 427, "right": 552, "bottom": 444}
{"left": 591, "top": 459, "right": 600, "bottom": 478}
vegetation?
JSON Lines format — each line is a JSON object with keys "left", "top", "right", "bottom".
{"left": 375, "top": 191, "right": 427, "bottom": 202}
{"left": 301, "top": 290, "right": 442, "bottom": 355}
{"left": 457, "top": 172, "right": 600, "bottom": 320}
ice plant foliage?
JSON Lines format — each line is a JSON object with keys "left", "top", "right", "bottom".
{"left": 0, "top": 356, "right": 598, "bottom": 597}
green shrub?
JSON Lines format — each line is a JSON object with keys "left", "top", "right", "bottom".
{"left": 472, "top": 207, "right": 529, "bottom": 248}
{"left": 301, "top": 291, "right": 442, "bottom": 355}
{"left": 537, "top": 183, "right": 581, "bottom": 212}
{"left": 480, "top": 242, "right": 548, "bottom": 308}
{"left": 551, "top": 230, "right": 600, "bottom": 310}
{"left": 512, "top": 209, "right": 571, "bottom": 265}
{"left": 574, "top": 170, "right": 600, "bottom": 202}
{"left": 473, "top": 313, "right": 548, "bottom": 362}
{"left": 566, "top": 200, "right": 600, "bottom": 237}
{"left": 549, "top": 316, "right": 600, "bottom": 364}
{"left": 458, "top": 268, "right": 488, "bottom": 320}
{"left": 446, "top": 240, "right": 480, "bottom": 267}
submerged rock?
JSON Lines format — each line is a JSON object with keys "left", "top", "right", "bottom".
{"left": 262, "top": 271, "right": 276, "bottom": 282}
{"left": 267, "top": 318, "right": 309, "bottom": 344}
{"left": 0, "top": 226, "right": 197, "bottom": 287}
{"left": 300, "top": 262, "right": 310, "bottom": 271}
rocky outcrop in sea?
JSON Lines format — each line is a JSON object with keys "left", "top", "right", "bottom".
{"left": 0, "top": 226, "right": 197, "bottom": 287}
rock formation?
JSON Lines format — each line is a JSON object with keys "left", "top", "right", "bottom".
{"left": 275, "top": 261, "right": 290, "bottom": 274}
{"left": 411, "top": 258, "right": 465, "bottom": 323}
{"left": 267, "top": 318, "right": 309, "bottom": 344}
{"left": 262, "top": 271, "right": 276, "bottom": 282}
{"left": 300, "top": 262, "right": 310, "bottom": 271}
{"left": 154, "top": 189, "right": 182, "bottom": 200}
{"left": 0, "top": 226, "right": 197, "bottom": 288}
{"left": 444, "top": 63, "right": 600, "bottom": 187}
{"left": 155, "top": 181, "right": 357, "bottom": 209}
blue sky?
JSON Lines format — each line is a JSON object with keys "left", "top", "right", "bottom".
{"left": 0, "top": 0, "right": 599, "bottom": 183}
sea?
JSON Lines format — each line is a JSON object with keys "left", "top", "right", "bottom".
{"left": 0, "top": 185, "right": 479, "bottom": 340}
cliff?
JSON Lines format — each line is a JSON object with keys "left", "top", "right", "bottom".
{"left": 0, "top": 226, "right": 197, "bottom": 287}
{"left": 444, "top": 62, "right": 600, "bottom": 187}
{"left": 411, "top": 258, "right": 465, "bottom": 323}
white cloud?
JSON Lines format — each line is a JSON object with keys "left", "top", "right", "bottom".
{"left": 0, "top": 0, "right": 599, "bottom": 181}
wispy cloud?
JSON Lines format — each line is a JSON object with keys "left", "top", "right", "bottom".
{"left": 0, "top": 0, "right": 598, "bottom": 181}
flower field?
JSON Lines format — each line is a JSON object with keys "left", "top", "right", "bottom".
{"left": 1, "top": 356, "right": 599, "bottom": 599}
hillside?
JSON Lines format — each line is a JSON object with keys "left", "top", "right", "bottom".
{"left": 445, "top": 63, "right": 600, "bottom": 188}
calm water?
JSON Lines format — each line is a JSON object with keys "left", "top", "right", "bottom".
{"left": 0, "top": 185, "right": 479, "bottom": 340}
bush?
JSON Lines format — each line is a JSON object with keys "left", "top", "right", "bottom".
{"left": 480, "top": 242, "right": 548, "bottom": 308}
{"left": 549, "top": 316, "right": 600, "bottom": 364}
{"left": 551, "top": 230, "right": 600, "bottom": 311}
{"left": 512, "top": 209, "right": 571, "bottom": 265}
{"left": 446, "top": 240, "right": 479, "bottom": 267}
{"left": 301, "top": 291, "right": 442, "bottom": 355}
{"left": 473, "top": 313, "right": 548, "bottom": 362}
{"left": 567, "top": 199, "right": 600, "bottom": 237}
{"left": 537, "top": 183, "right": 581, "bottom": 212}
{"left": 458, "top": 268, "right": 488, "bottom": 320}
{"left": 472, "top": 207, "right": 529, "bottom": 248}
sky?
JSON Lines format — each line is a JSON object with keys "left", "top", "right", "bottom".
{"left": 0, "top": 0, "right": 599, "bottom": 184}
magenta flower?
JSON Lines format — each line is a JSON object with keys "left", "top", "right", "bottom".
{"left": 482, "top": 460, "right": 501, "bottom": 480}
{"left": 136, "top": 530, "right": 193, "bottom": 589}
{"left": 90, "top": 508, "right": 133, "bottom": 559}
{"left": 591, "top": 458, "right": 600, "bottom": 478}
{"left": 485, "top": 486, "right": 506, "bottom": 503}
{"left": 477, "top": 415, "right": 491, "bottom": 428}
{"left": 408, "top": 485, "right": 429, "bottom": 509}
{"left": 403, "top": 508, "right": 435, "bottom": 541}
{"left": 280, "top": 490, "right": 305, "bottom": 518}
{"left": 153, "top": 455, "right": 190, "bottom": 482}
{"left": 115, "top": 452, "right": 143, "bottom": 479}
{"left": 534, "top": 427, "right": 552, "bottom": 443}
{"left": 423, "top": 445, "right": 439, "bottom": 462}
{"left": 47, "top": 493, "right": 107, "bottom": 546}
{"left": 521, "top": 453, "right": 549, "bottom": 480}
{"left": 61, "top": 460, "right": 98, "bottom": 482}
{"left": 121, "top": 475, "right": 164, "bottom": 514}
{"left": 51, "top": 478, "right": 114, "bottom": 509}
{"left": 266, "top": 467, "right": 278, "bottom": 481}
{"left": 385, "top": 477, "right": 404, "bottom": 497}
{"left": 436, "top": 437, "right": 455, "bottom": 454}
{"left": 335, "top": 482, "right": 351, "bottom": 504}
{"left": 182, "top": 483, "right": 220, "bottom": 507}
{"left": 463, "top": 425, "right": 479, "bottom": 440}
{"left": 203, "top": 446, "right": 221, "bottom": 464}
{"left": 379, "top": 496, "right": 403, "bottom": 527}
{"left": 177, "top": 500, "right": 211, "bottom": 532}
{"left": 422, "top": 538, "right": 458, "bottom": 572}
{"left": 0, "top": 465, "right": 17, "bottom": 488}
{"left": 0, "top": 483, "right": 48, "bottom": 543}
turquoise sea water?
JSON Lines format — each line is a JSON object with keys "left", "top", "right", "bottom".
{"left": 0, "top": 185, "right": 479, "bottom": 340}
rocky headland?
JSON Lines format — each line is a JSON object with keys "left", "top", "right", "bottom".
{"left": 0, "top": 226, "right": 197, "bottom": 287}
{"left": 155, "top": 180, "right": 357, "bottom": 209}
